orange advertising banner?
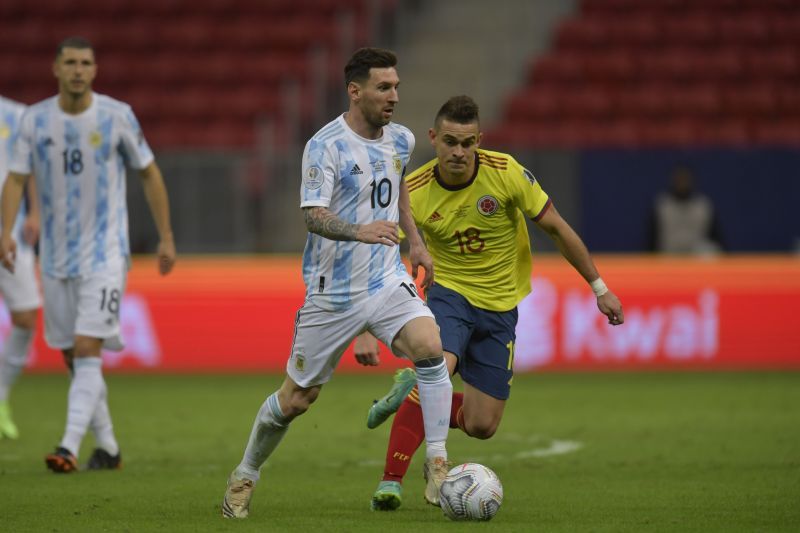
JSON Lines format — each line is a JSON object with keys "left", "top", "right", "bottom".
{"left": 9, "top": 256, "right": 800, "bottom": 373}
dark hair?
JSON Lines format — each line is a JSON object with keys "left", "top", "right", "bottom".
{"left": 344, "top": 47, "right": 397, "bottom": 86}
{"left": 435, "top": 95, "right": 480, "bottom": 127}
{"left": 56, "top": 36, "right": 94, "bottom": 58}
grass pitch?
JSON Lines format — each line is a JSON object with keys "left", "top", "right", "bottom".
{"left": 1, "top": 372, "right": 798, "bottom": 532}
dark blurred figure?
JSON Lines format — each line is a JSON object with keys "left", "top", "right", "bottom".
{"left": 648, "top": 166, "right": 724, "bottom": 255}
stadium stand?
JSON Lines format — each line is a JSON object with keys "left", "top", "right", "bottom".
{"left": 488, "top": 0, "right": 800, "bottom": 148}
{"left": 0, "top": 0, "right": 397, "bottom": 149}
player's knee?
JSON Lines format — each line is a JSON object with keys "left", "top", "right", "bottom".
{"left": 411, "top": 336, "right": 443, "bottom": 363}
{"left": 10, "top": 310, "right": 37, "bottom": 330}
{"left": 463, "top": 416, "right": 499, "bottom": 440}
{"left": 283, "top": 388, "right": 320, "bottom": 418}
{"left": 465, "top": 423, "right": 497, "bottom": 440}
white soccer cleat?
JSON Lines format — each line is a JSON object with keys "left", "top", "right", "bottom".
{"left": 222, "top": 473, "right": 255, "bottom": 519}
{"left": 423, "top": 456, "right": 450, "bottom": 506}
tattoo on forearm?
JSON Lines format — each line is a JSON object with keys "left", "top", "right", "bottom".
{"left": 304, "top": 208, "right": 359, "bottom": 241}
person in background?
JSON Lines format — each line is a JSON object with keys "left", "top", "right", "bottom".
{"left": 648, "top": 165, "right": 724, "bottom": 254}
{"left": 0, "top": 95, "right": 42, "bottom": 440}
{"left": 1, "top": 36, "right": 176, "bottom": 471}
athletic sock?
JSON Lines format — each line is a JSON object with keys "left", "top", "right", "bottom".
{"left": 381, "top": 390, "right": 465, "bottom": 483}
{"left": 413, "top": 360, "right": 452, "bottom": 461}
{"left": 235, "top": 391, "right": 289, "bottom": 482}
{"left": 61, "top": 357, "right": 104, "bottom": 456}
{"left": 89, "top": 381, "right": 119, "bottom": 456}
{"left": 0, "top": 326, "right": 34, "bottom": 402}
{"left": 382, "top": 390, "right": 424, "bottom": 482}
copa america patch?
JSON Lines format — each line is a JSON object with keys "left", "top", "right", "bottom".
{"left": 304, "top": 166, "right": 324, "bottom": 190}
{"left": 523, "top": 168, "right": 537, "bottom": 186}
{"left": 477, "top": 195, "right": 499, "bottom": 216}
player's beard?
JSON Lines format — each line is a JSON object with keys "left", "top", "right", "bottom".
{"left": 366, "top": 107, "right": 391, "bottom": 129}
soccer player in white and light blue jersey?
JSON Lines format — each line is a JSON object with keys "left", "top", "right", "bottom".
{"left": 0, "top": 95, "right": 43, "bottom": 440}
{"left": 0, "top": 37, "right": 176, "bottom": 472}
{"left": 222, "top": 48, "right": 453, "bottom": 519}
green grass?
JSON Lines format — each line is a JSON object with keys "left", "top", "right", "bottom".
{"left": 1, "top": 372, "right": 798, "bottom": 532}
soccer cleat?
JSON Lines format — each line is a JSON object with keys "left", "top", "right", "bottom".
{"left": 0, "top": 401, "right": 19, "bottom": 439}
{"left": 423, "top": 456, "right": 450, "bottom": 506}
{"left": 367, "top": 368, "right": 417, "bottom": 429}
{"left": 45, "top": 447, "right": 79, "bottom": 473}
{"left": 86, "top": 448, "right": 122, "bottom": 470}
{"left": 222, "top": 473, "right": 255, "bottom": 519}
{"left": 370, "top": 480, "right": 402, "bottom": 511}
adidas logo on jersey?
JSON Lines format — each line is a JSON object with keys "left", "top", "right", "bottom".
{"left": 427, "top": 211, "right": 443, "bottom": 223}
{"left": 350, "top": 164, "right": 363, "bottom": 175}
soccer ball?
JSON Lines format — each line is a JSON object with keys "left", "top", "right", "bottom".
{"left": 438, "top": 463, "right": 503, "bottom": 521}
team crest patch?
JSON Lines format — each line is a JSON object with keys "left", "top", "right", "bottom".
{"left": 523, "top": 168, "right": 537, "bottom": 185}
{"left": 89, "top": 131, "right": 103, "bottom": 148}
{"left": 393, "top": 155, "right": 402, "bottom": 174}
{"left": 304, "top": 166, "right": 324, "bottom": 190}
{"left": 477, "top": 195, "right": 499, "bottom": 216}
{"left": 295, "top": 354, "right": 306, "bottom": 372}
{"left": 0, "top": 123, "right": 9, "bottom": 140}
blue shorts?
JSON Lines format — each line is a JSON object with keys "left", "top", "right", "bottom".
{"left": 427, "top": 284, "right": 518, "bottom": 400}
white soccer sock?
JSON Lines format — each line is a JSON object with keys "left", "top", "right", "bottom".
{"left": 0, "top": 326, "right": 34, "bottom": 402}
{"left": 89, "top": 381, "right": 119, "bottom": 456}
{"left": 235, "top": 391, "right": 290, "bottom": 482}
{"left": 415, "top": 360, "right": 452, "bottom": 461}
{"left": 60, "top": 357, "right": 104, "bottom": 456}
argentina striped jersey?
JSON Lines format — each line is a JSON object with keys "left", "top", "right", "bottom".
{"left": 10, "top": 93, "right": 154, "bottom": 278}
{"left": 300, "top": 114, "right": 415, "bottom": 311}
{"left": 0, "top": 96, "right": 29, "bottom": 247}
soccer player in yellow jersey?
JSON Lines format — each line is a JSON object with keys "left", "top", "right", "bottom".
{"left": 360, "top": 95, "right": 624, "bottom": 510}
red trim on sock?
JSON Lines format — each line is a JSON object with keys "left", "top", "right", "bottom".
{"left": 450, "top": 392, "right": 464, "bottom": 430}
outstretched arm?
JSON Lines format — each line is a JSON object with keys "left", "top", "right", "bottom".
{"left": 140, "top": 162, "right": 176, "bottom": 275}
{"left": 535, "top": 204, "right": 624, "bottom": 326}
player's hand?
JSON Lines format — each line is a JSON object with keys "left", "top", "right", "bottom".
{"left": 597, "top": 291, "right": 624, "bottom": 326}
{"left": 353, "top": 332, "right": 381, "bottom": 366}
{"left": 0, "top": 235, "right": 17, "bottom": 273}
{"left": 357, "top": 220, "right": 400, "bottom": 246}
{"left": 22, "top": 214, "right": 40, "bottom": 246}
{"left": 157, "top": 238, "right": 176, "bottom": 275}
{"left": 408, "top": 241, "right": 434, "bottom": 290}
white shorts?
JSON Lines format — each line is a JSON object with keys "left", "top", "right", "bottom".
{"left": 42, "top": 264, "right": 128, "bottom": 352}
{"left": 0, "top": 245, "right": 41, "bottom": 312}
{"left": 287, "top": 280, "right": 435, "bottom": 388}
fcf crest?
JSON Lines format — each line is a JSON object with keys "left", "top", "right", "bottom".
{"left": 477, "top": 195, "right": 498, "bottom": 216}
{"left": 295, "top": 354, "right": 306, "bottom": 372}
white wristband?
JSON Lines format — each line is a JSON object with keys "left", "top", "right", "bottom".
{"left": 590, "top": 278, "right": 608, "bottom": 297}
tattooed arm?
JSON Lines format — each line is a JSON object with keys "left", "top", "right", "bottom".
{"left": 303, "top": 206, "right": 400, "bottom": 245}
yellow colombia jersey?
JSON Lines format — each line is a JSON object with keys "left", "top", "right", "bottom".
{"left": 406, "top": 149, "right": 551, "bottom": 312}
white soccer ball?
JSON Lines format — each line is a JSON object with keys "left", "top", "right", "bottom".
{"left": 438, "top": 462, "right": 503, "bottom": 521}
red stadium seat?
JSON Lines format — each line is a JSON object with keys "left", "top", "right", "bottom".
{"left": 669, "top": 85, "right": 722, "bottom": 117}
{"left": 723, "top": 85, "right": 779, "bottom": 117}
{"left": 662, "top": 15, "right": 717, "bottom": 47}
